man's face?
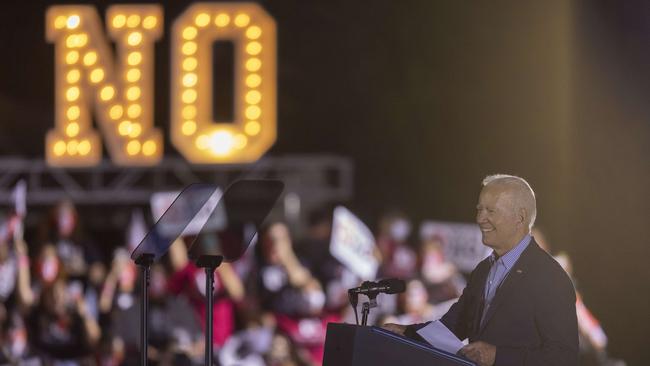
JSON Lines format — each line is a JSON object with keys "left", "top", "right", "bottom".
{"left": 476, "top": 184, "right": 523, "bottom": 253}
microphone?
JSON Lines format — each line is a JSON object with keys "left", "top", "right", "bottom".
{"left": 348, "top": 278, "right": 406, "bottom": 296}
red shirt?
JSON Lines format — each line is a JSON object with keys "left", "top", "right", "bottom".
{"left": 167, "top": 262, "right": 235, "bottom": 346}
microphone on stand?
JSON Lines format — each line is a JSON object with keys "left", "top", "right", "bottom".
{"left": 348, "top": 278, "right": 406, "bottom": 297}
{"left": 348, "top": 278, "right": 406, "bottom": 326}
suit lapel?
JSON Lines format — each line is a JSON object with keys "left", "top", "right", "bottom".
{"left": 470, "top": 259, "right": 492, "bottom": 338}
{"left": 478, "top": 241, "right": 538, "bottom": 334}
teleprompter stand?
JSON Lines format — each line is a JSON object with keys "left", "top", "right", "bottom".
{"left": 195, "top": 255, "right": 224, "bottom": 366}
{"left": 131, "top": 180, "right": 284, "bottom": 366}
{"left": 186, "top": 179, "right": 284, "bottom": 366}
{"left": 134, "top": 253, "right": 154, "bottom": 366}
{"left": 131, "top": 183, "right": 219, "bottom": 366}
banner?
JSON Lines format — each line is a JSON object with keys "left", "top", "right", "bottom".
{"left": 330, "top": 206, "right": 378, "bottom": 280}
{"left": 419, "top": 220, "right": 491, "bottom": 273}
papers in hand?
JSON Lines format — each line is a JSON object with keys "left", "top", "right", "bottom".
{"left": 416, "top": 320, "right": 466, "bottom": 355}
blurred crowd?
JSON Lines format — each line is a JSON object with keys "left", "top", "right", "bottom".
{"left": 0, "top": 201, "right": 621, "bottom": 366}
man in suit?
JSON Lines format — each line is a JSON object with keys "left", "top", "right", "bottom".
{"left": 383, "top": 174, "right": 578, "bottom": 366}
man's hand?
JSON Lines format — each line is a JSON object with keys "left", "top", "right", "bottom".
{"left": 381, "top": 323, "right": 407, "bottom": 336}
{"left": 459, "top": 341, "right": 496, "bottom": 366}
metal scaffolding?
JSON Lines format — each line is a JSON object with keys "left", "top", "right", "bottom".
{"left": 0, "top": 155, "right": 354, "bottom": 213}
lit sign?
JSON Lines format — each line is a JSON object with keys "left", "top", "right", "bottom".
{"left": 46, "top": 3, "right": 276, "bottom": 166}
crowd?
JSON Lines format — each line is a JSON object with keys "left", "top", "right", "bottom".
{"left": 0, "top": 200, "right": 620, "bottom": 366}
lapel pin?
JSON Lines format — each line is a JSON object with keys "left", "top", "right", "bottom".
{"left": 516, "top": 269, "right": 523, "bottom": 274}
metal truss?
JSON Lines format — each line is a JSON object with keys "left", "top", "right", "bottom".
{"left": 0, "top": 156, "right": 354, "bottom": 210}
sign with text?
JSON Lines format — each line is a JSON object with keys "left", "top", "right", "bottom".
{"left": 330, "top": 206, "right": 378, "bottom": 280}
{"left": 46, "top": 3, "right": 276, "bottom": 167}
{"left": 419, "top": 220, "right": 491, "bottom": 273}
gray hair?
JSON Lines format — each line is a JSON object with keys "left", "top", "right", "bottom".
{"left": 482, "top": 174, "right": 537, "bottom": 230}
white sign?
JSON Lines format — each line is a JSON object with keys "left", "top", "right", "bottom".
{"left": 330, "top": 206, "right": 378, "bottom": 280}
{"left": 11, "top": 180, "right": 27, "bottom": 217}
{"left": 419, "top": 220, "right": 491, "bottom": 273}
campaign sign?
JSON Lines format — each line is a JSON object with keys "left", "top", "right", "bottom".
{"left": 330, "top": 206, "right": 378, "bottom": 280}
{"left": 419, "top": 220, "right": 491, "bottom": 273}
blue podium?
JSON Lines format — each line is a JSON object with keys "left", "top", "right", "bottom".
{"left": 323, "top": 323, "right": 475, "bottom": 366}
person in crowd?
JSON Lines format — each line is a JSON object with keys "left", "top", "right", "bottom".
{"left": 0, "top": 217, "right": 39, "bottom": 365}
{"left": 99, "top": 246, "right": 204, "bottom": 366}
{"left": 166, "top": 236, "right": 245, "bottom": 354}
{"left": 32, "top": 244, "right": 63, "bottom": 301}
{"left": 370, "top": 211, "right": 418, "bottom": 320}
{"left": 293, "top": 210, "right": 335, "bottom": 288}
{"left": 37, "top": 199, "right": 107, "bottom": 345}
{"left": 218, "top": 309, "right": 276, "bottom": 366}
{"left": 375, "top": 212, "right": 417, "bottom": 280}
{"left": 0, "top": 215, "right": 35, "bottom": 314}
{"left": 252, "top": 222, "right": 331, "bottom": 365}
{"left": 265, "top": 331, "right": 311, "bottom": 366}
{"left": 254, "top": 222, "right": 324, "bottom": 317}
{"left": 99, "top": 248, "right": 140, "bottom": 364}
{"left": 384, "top": 174, "right": 579, "bottom": 366}
{"left": 0, "top": 309, "right": 41, "bottom": 365}
{"left": 147, "top": 263, "right": 203, "bottom": 365}
{"left": 294, "top": 209, "right": 358, "bottom": 315}
{"left": 385, "top": 279, "right": 436, "bottom": 325}
{"left": 417, "top": 234, "right": 465, "bottom": 305}
{"left": 83, "top": 260, "right": 106, "bottom": 324}
{"left": 38, "top": 200, "right": 99, "bottom": 280}
{"left": 28, "top": 276, "right": 101, "bottom": 364}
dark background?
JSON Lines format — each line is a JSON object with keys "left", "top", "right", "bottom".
{"left": 0, "top": 0, "right": 648, "bottom": 364}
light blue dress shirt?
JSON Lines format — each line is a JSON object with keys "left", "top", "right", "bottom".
{"left": 480, "top": 234, "right": 532, "bottom": 327}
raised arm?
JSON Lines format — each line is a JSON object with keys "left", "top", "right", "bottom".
{"left": 14, "top": 237, "right": 35, "bottom": 309}
{"left": 216, "top": 262, "right": 244, "bottom": 302}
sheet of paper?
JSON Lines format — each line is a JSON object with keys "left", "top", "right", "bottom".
{"left": 416, "top": 320, "right": 465, "bottom": 354}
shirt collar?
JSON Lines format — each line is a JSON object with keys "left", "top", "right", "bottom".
{"left": 489, "top": 234, "right": 531, "bottom": 271}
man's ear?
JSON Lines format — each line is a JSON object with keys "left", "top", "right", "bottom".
{"left": 517, "top": 207, "right": 527, "bottom": 226}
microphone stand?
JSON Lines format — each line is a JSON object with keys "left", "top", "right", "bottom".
{"left": 195, "top": 255, "right": 224, "bottom": 366}
{"left": 134, "top": 253, "right": 154, "bottom": 366}
{"left": 348, "top": 279, "right": 404, "bottom": 326}
{"left": 348, "top": 290, "right": 359, "bottom": 325}
{"left": 361, "top": 292, "right": 378, "bottom": 326}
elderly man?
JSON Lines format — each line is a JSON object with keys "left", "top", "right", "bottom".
{"left": 384, "top": 174, "right": 578, "bottom": 366}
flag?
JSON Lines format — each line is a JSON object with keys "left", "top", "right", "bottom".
{"left": 11, "top": 179, "right": 27, "bottom": 217}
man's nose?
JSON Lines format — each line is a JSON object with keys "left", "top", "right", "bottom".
{"left": 476, "top": 210, "right": 486, "bottom": 223}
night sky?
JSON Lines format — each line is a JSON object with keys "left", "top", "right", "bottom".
{"left": 0, "top": 0, "right": 648, "bottom": 363}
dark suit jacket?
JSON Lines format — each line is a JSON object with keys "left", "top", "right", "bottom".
{"left": 406, "top": 239, "right": 578, "bottom": 365}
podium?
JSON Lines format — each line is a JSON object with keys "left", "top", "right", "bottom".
{"left": 323, "top": 323, "right": 475, "bottom": 366}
